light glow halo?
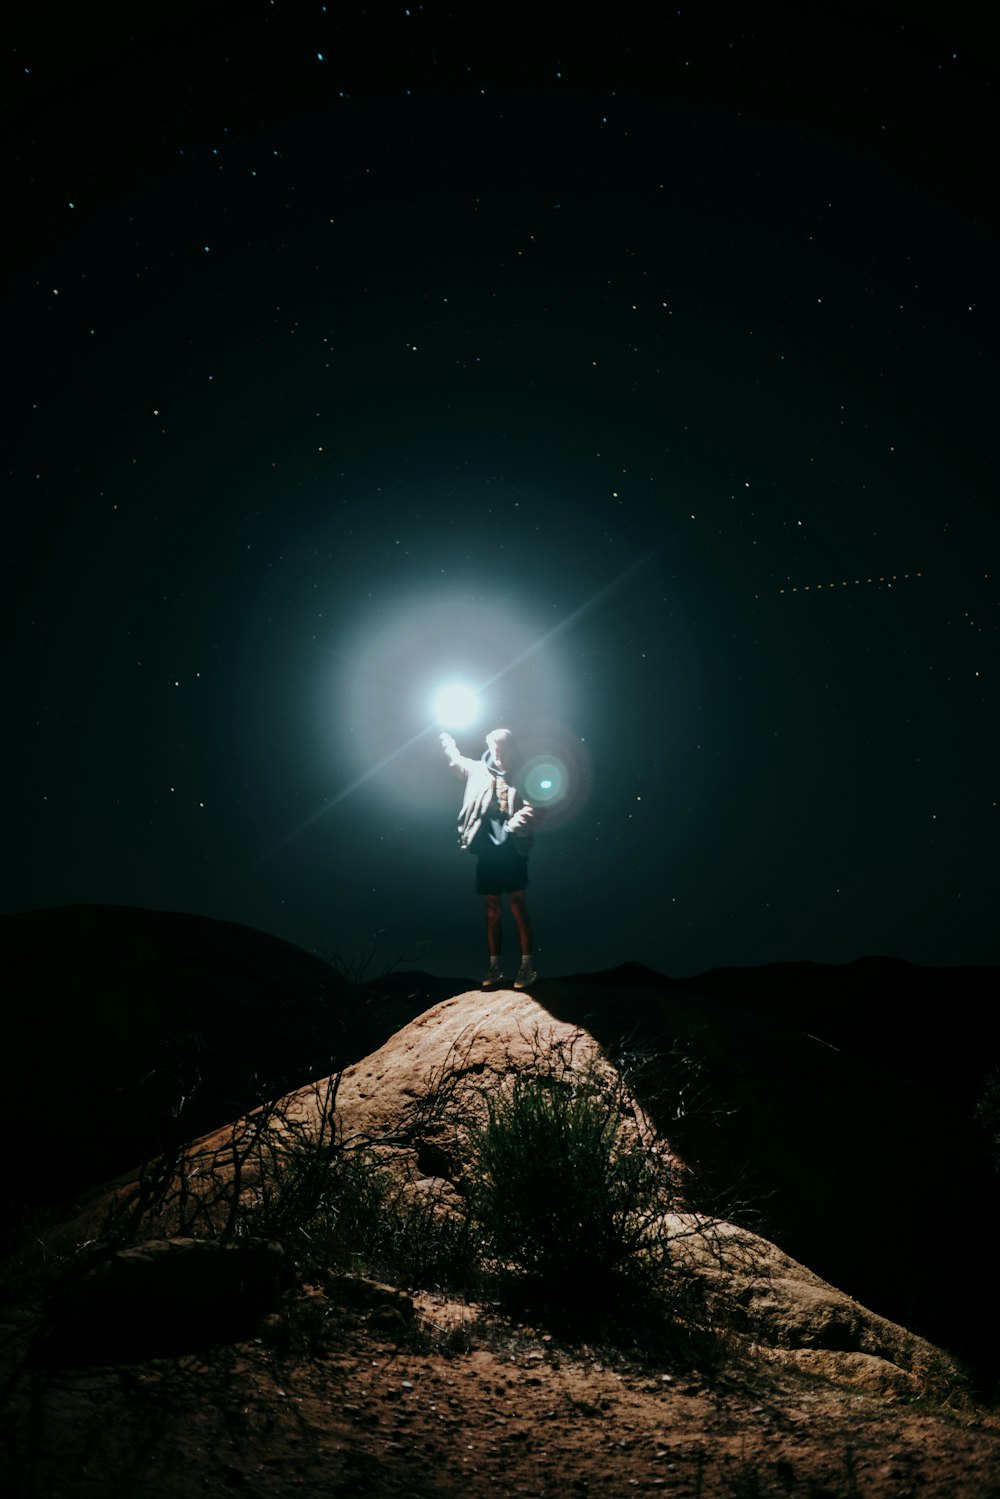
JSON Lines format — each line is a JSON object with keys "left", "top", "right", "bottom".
{"left": 431, "top": 681, "right": 481, "bottom": 730}
{"left": 246, "top": 561, "right": 648, "bottom": 871}
{"left": 339, "top": 590, "right": 565, "bottom": 811}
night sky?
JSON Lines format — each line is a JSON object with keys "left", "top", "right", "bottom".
{"left": 5, "top": 4, "right": 996, "bottom": 979}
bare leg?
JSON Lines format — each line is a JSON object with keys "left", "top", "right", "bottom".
{"left": 508, "top": 890, "right": 532, "bottom": 955}
{"left": 484, "top": 894, "right": 502, "bottom": 957}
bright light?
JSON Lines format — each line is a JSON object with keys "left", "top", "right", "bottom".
{"left": 432, "top": 681, "right": 481, "bottom": 730}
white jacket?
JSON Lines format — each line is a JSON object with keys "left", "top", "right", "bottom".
{"left": 440, "top": 737, "right": 537, "bottom": 852}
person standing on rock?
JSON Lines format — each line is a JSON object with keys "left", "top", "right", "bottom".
{"left": 439, "top": 726, "right": 538, "bottom": 990}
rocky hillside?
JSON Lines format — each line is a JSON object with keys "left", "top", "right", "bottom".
{"left": 5, "top": 906, "right": 998, "bottom": 1369}
{"left": 3, "top": 985, "right": 998, "bottom": 1499}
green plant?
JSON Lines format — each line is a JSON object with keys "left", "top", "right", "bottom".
{"left": 363, "top": 1186, "right": 478, "bottom": 1291}
{"left": 467, "top": 1063, "right": 681, "bottom": 1301}
{"left": 243, "top": 1141, "right": 395, "bottom": 1267}
{"left": 99, "top": 1067, "right": 476, "bottom": 1293}
{"left": 102, "top": 1074, "right": 356, "bottom": 1254}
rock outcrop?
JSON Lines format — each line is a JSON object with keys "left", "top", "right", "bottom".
{"left": 53, "top": 988, "right": 970, "bottom": 1399}
{"left": 44, "top": 1237, "right": 289, "bottom": 1363}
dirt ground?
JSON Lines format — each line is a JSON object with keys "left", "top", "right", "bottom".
{"left": 2, "top": 1281, "right": 998, "bottom": 1499}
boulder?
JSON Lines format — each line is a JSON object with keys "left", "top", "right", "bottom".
{"left": 45, "top": 1236, "right": 288, "bottom": 1363}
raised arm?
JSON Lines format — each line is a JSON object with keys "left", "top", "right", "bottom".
{"left": 439, "top": 731, "right": 463, "bottom": 767}
{"left": 439, "top": 732, "right": 479, "bottom": 775}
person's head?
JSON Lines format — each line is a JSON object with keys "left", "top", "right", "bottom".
{"left": 485, "top": 727, "right": 515, "bottom": 772}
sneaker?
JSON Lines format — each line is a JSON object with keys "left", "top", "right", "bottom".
{"left": 513, "top": 962, "right": 537, "bottom": 989}
{"left": 482, "top": 966, "right": 504, "bottom": 989}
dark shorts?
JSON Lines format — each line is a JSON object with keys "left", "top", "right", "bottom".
{"left": 474, "top": 842, "right": 530, "bottom": 895}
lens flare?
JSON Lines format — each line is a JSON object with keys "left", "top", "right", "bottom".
{"left": 515, "top": 726, "right": 592, "bottom": 828}
{"left": 522, "top": 756, "right": 568, "bottom": 807}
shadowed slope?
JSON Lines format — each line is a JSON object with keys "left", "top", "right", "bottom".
{"left": 1, "top": 904, "right": 435, "bottom": 1225}
{"left": 531, "top": 963, "right": 999, "bottom": 1371}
